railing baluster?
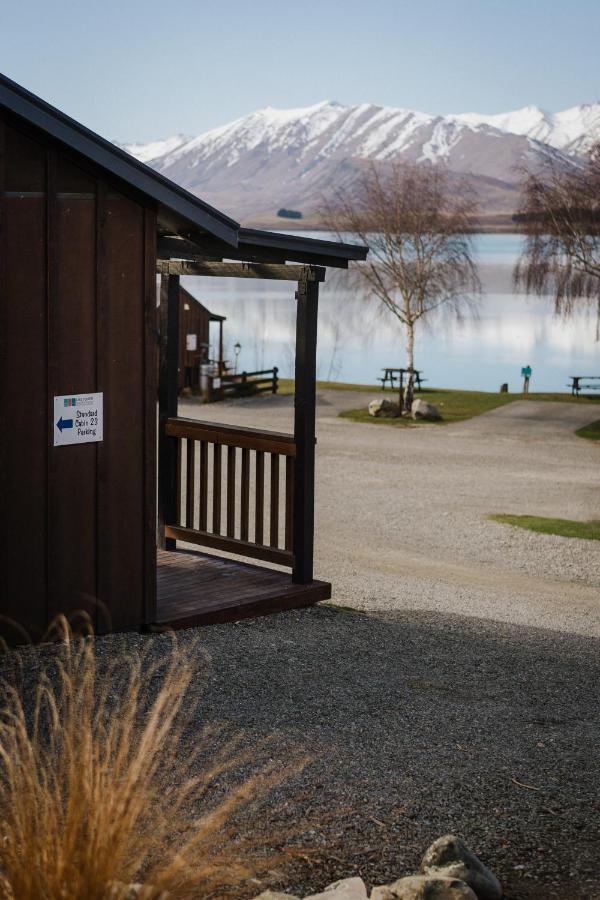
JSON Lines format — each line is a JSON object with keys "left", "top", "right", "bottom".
{"left": 227, "top": 445, "right": 236, "bottom": 537}
{"left": 175, "top": 438, "right": 182, "bottom": 526}
{"left": 199, "top": 440, "right": 208, "bottom": 531}
{"left": 270, "top": 453, "right": 279, "bottom": 548}
{"left": 186, "top": 439, "right": 195, "bottom": 528}
{"left": 213, "top": 443, "right": 222, "bottom": 534}
{"left": 255, "top": 450, "right": 264, "bottom": 544}
{"left": 285, "top": 456, "right": 294, "bottom": 551}
{"left": 240, "top": 448, "right": 250, "bottom": 542}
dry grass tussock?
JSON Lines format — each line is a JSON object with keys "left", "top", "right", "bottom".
{"left": 0, "top": 617, "right": 308, "bottom": 899}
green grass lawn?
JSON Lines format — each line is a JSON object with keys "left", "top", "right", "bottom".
{"left": 489, "top": 513, "right": 600, "bottom": 541}
{"left": 335, "top": 387, "right": 600, "bottom": 427}
{"left": 576, "top": 419, "right": 600, "bottom": 441}
{"left": 276, "top": 379, "right": 600, "bottom": 427}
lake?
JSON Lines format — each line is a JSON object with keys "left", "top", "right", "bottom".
{"left": 182, "top": 233, "right": 600, "bottom": 393}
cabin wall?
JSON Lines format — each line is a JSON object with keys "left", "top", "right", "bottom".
{"left": 0, "top": 111, "right": 157, "bottom": 640}
{"left": 178, "top": 291, "right": 211, "bottom": 389}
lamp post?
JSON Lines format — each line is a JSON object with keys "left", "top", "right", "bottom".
{"left": 233, "top": 341, "right": 241, "bottom": 374}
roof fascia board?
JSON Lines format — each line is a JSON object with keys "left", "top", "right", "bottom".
{"left": 238, "top": 227, "right": 368, "bottom": 261}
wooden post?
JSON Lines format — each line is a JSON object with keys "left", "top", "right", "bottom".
{"left": 158, "top": 274, "right": 180, "bottom": 550}
{"left": 218, "top": 320, "right": 224, "bottom": 377}
{"left": 292, "top": 273, "right": 319, "bottom": 584}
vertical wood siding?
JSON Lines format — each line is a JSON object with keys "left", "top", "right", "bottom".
{"left": 0, "top": 112, "right": 156, "bottom": 640}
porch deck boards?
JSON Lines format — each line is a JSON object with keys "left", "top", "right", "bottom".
{"left": 154, "top": 548, "right": 331, "bottom": 628}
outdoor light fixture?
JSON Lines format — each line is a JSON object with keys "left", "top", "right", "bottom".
{"left": 234, "top": 341, "right": 242, "bottom": 373}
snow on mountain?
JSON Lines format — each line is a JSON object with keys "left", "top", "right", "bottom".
{"left": 122, "top": 100, "right": 600, "bottom": 223}
{"left": 121, "top": 134, "right": 189, "bottom": 164}
{"left": 451, "top": 103, "right": 600, "bottom": 155}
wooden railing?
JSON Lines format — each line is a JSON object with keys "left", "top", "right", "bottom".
{"left": 163, "top": 417, "right": 295, "bottom": 567}
{"left": 212, "top": 367, "right": 279, "bottom": 401}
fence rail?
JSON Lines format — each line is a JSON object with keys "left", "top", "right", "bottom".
{"left": 164, "top": 417, "right": 294, "bottom": 566}
{"left": 212, "top": 367, "right": 278, "bottom": 401}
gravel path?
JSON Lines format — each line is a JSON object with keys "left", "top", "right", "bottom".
{"left": 180, "top": 392, "right": 600, "bottom": 637}
{"left": 88, "top": 605, "right": 599, "bottom": 900}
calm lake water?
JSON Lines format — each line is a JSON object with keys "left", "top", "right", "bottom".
{"left": 182, "top": 234, "right": 600, "bottom": 393}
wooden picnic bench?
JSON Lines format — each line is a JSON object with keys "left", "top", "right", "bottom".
{"left": 380, "top": 368, "right": 426, "bottom": 392}
{"left": 569, "top": 375, "right": 600, "bottom": 396}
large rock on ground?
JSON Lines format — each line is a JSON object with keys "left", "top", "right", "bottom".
{"left": 420, "top": 835, "right": 502, "bottom": 900}
{"left": 252, "top": 892, "right": 301, "bottom": 900}
{"left": 411, "top": 399, "right": 441, "bottom": 421}
{"left": 368, "top": 398, "right": 401, "bottom": 418}
{"left": 370, "top": 875, "right": 477, "bottom": 899}
{"left": 305, "top": 876, "right": 368, "bottom": 899}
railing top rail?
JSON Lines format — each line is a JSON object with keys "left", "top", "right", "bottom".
{"left": 166, "top": 416, "right": 296, "bottom": 456}
{"left": 222, "top": 368, "right": 278, "bottom": 378}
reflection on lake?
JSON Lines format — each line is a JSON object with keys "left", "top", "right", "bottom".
{"left": 182, "top": 234, "right": 600, "bottom": 393}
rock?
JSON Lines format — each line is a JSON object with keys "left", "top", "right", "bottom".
{"left": 252, "top": 892, "right": 301, "bottom": 900}
{"left": 411, "top": 399, "right": 441, "bottom": 421}
{"left": 368, "top": 398, "right": 400, "bottom": 418}
{"left": 305, "top": 876, "right": 368, "bottom": 900}
{"left": 108, "top": 885, "right": 170, "bottom": 900}
{"left": 370, "top": 875, "right": 477, "bottom": 899}
{"left": 420, "top": 835, "right": 502, "bottom": 900}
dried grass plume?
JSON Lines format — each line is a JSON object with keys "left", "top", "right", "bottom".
{"left": 0, "top": 618, "right": 306, "bottom": 899}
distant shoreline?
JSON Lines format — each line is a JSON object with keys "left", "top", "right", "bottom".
{"left": 243, "top": 214, "right": 522, "bottom": 235}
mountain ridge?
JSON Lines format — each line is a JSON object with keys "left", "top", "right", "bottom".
{"left": 120, "top": 100, "right": 600, "bottom": 227}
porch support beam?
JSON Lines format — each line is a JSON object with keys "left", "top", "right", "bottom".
{"left": 157, "top": 235, "right": 349, "bottom": 269}
{"left": 292, "top": 273, "right": 319, "bottom": 584}
{"left": 157, "top": 273, "right": 180, "bottom": 550}
{"left": 157, "top": 259, "right": 325, "bottom": 282}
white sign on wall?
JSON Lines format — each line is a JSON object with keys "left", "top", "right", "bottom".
{"left": 186, "top": 333, "right": 198, "bottom": 351}
{"left": 53, "top": 392, "right": 103, "bottom": 447}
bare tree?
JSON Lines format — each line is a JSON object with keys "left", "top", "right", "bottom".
{"left": 514, "top": 144, "right": 600, "bottom": 334}
{"left": 322, "top": 162, "right": 480, "bottom": 411}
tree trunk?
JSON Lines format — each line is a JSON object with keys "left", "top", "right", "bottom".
{"left": 403, "top": 321, "right": 415, "bottom": 414}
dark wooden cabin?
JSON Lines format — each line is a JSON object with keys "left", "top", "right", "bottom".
{"left": 0, "top": 72, "right": 368, "bottom": 643}
{"left": 177, "top": 286, "right": 225, "bottom": 392}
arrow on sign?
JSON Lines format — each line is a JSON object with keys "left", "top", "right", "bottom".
{"left": 57, "top": 417, "right": 74, "bottom": 432}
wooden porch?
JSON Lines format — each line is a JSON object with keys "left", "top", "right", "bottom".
{"left": 155, "top": 549, "right": 330, "bottom": 628}
{"left": 155, "top": 260, "right": 328, "bottom": 628}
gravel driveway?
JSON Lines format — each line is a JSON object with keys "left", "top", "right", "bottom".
{"left": 180, "top": 392, "right": 600, "bottom": 638}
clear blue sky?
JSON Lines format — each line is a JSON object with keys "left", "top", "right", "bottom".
{"left": 1, "top": 0, "right": 599, "bottom": 142}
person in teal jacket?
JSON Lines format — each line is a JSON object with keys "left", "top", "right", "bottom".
{"left": 521, "top": 364, "right": 532, "bottom": 393}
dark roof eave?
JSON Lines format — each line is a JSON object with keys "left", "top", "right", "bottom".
{"left": 238, "top": 227, "right": 369, "bottom": 263}
{"left": 0, "top": 72, "right": 239, "bottom": 247}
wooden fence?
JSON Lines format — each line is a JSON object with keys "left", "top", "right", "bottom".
{"left": 210, "top": 367, "right": 278, "bottom": 401}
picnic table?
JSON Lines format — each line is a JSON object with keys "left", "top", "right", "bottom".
{"left": 569, "top": 375, "right": 600, "bottom": 396}
{"left": 380, "top": 368, "right": 426, "bottom": 392}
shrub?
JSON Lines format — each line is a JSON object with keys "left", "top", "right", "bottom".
{"left": 0, "top": 618, "right": 306, "bottom": 899}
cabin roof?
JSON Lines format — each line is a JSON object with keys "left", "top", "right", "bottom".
{"left": 0, "top": 72, "right": 368, "bottom": 268}
{"left": 180, "top": 286, "right": 225, "bottom": 322}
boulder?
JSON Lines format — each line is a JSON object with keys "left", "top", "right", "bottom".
{"left": 368, "top": 398, "right": 401, "bottom": 418}
{"left": 420, "top": 835, "right": 502, "bottom": 900}
{"left": 370, "top": 875, "right": 477, "bottom": 899}
{"left": 411, "top": 399, "right": 441, "bottom": 421}
{"left": 252, "top": 892, "right": 301, "bottom": 900}
{"left": 305, "top": 877, "right": 368, "bottom": 900}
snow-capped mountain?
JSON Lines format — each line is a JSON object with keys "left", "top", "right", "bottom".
{"left": 121, "top": 101, "right": 600, "bottom": 224}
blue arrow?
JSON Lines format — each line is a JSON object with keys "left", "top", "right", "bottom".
{"left": 57, "top": 416, "right": 73, "bottom": 433}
